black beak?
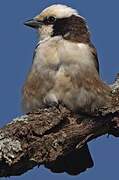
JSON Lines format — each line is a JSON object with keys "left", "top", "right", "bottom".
{"left": 24, "top": 19, "right": 43, "bottom": 29}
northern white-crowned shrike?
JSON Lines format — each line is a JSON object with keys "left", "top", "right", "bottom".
{"left": 22, "top": 4, "right": 111, "bottom": 175}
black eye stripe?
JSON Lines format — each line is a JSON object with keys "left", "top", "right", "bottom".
{"left": 43, "top": 16, "right": 56, "bottom": 24}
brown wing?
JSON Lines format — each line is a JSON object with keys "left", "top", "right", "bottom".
{"left": 89, "top": 43, "right": 100, "bottom": 74}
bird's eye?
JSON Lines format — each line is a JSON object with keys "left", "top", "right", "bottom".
{"left": 48, "top": 16, "right": 56, "bottom": 22}
{"left": 44, "top": 16, "right": 56, "bottom": 24}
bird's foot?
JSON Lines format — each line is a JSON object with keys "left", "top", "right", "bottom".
{"left": 43, "top": 93, "right": 59, "bottom": 108}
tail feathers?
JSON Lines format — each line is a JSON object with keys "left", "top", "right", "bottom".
{"left": 45, "top": 144, "right": 94, "bottom": 175}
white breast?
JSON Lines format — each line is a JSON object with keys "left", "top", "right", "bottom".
{"left": 58, "top": 40, "right": 95, "bottom": 68}
{"left": 24, "top": 37, "right": 100, "bottom": 113}
{"left": 32, "top": 37, "right": 61, "bottom": 72}
{"left": 32, "top": 37, "right": 96, "bottom": 74}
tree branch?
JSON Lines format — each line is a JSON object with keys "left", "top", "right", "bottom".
{"left": 0, "top": 74, "right": 119, "bottom": 177}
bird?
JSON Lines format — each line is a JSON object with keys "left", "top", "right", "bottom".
{"left": 22, "top": 4, "right": 111, "bottom": 175}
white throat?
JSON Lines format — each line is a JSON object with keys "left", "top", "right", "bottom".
{"left": 38, "top": 24, "right": 53, "bottom": 41}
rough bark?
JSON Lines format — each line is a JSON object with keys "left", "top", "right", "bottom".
{"left": 0, "top": 74, "right": 119, "bottom": 177}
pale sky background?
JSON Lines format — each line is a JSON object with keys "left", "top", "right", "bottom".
{"left": 0, "top": 0, "right": 119, "bottom": 180}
